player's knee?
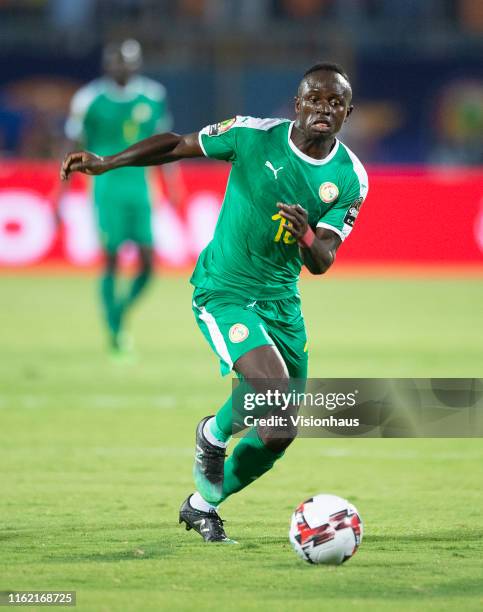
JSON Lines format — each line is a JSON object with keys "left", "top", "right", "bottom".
{"left": 257, "top": 399, "right": 298, "bottom": 452}
{"left": 258, "top": 422, "right": 297, "bottom": 453}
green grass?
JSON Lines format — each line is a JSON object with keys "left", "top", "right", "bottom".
{"left": 1, "top": 274, "right": 482, "bottom": 612}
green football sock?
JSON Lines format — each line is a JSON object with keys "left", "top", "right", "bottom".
{"left": 100, "top": 273, "right": 121, "bottom": 339}
{"left": 214, "top": 379, "right": 266, "bottom": 439}
{"left": 214, "top": 395, "right": 235, "bottom": 440}
{"left": 217, "top": 428, "right": 284, "bottom": 504}
{"left": 209, "top": 415, "right": 231, "bottom": 444}
{"left": 124, "top": 270, "right": 152, "bottom": 310}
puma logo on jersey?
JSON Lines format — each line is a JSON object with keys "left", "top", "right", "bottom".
{"left": 265, "top": 160, "right": 284, "bottom": 179}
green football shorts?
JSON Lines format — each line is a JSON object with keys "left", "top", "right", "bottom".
{"left": 95, "top": 198, "right": 153, "bottom": 253}
{"left": 192, "top": 287, "right": 308, "bottom": 378}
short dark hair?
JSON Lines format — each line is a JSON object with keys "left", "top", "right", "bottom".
{"left": 303, "top": 62, "right": 350, "bottom": 84}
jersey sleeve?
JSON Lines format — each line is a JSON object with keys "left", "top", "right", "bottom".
{"left": 154, "top": 87, "right": 173, "bottom": 133}
{"left": 198, "top": 116, "right": 242, "bottom": 162}
{"left": 155, "top": 96, "right": 173, "bottom": 133}
{"left": 64, "top": 83, "right": 98, "bottom": 143}
{"left": 140, "top": 78, "right": 173, "bottom": 133}
{"left": 317, "top": 165, "right": 369, "bottom": 242}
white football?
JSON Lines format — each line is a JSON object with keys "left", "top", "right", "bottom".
{"left": 289, "top": 494, "right": 363, "bottom": 565}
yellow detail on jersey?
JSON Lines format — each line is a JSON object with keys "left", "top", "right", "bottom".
{"left": 272, "top": 213, "right": 296, "bottom": 244}
{"left": 123, "top": 119, "right": 140, "bottom": 143}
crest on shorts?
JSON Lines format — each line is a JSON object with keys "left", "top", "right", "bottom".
{"left": 229, "top": 323, "right": 249, "bottom": 343}
{"left": 319, "top": 182, "right": 339, "bottom": 203}
{"left": 208, "top": 117, "right": 236, "bottom": 136}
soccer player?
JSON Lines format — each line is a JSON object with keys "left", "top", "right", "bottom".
{"left": 64, "top": 39, "right": 174, "bottom": 353}
{"left": 61, "top": 62, "right": 368, "bottom": 542}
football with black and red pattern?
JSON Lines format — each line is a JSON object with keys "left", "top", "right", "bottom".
{"left": 289, "top": 494, "right": 363, "bottom": 565}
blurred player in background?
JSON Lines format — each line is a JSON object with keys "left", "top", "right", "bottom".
{"left": 64, "top": 39, "right": 175, "bottom": 354}
{"left": 61, "top": 62, "right": 368, "bottom": 542}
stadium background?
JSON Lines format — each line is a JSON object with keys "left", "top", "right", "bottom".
{"left": 1, "top": 2, "right": 482, "bottom": 612}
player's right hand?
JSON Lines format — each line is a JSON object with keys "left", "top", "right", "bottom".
{"left": 60, "top": 151, "right": 107, "bottom": 181}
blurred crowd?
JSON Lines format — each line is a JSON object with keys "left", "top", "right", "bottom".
{"left": 0, "top": 0, "right": 481, "bottom": 164}
{"left": 0, "top": 0, "right": 483, "bottom": 32}
{"left": 1, "top": 0, "right": 482, "bottom": 32}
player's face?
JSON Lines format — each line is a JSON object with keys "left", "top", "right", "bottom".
{"left": 295, "top": 71, "right": 353, "bottom": 138}
{"left": 104, "top": 52, "right": 138, "bottom": 86}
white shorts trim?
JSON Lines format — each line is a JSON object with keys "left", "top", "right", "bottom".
{"left": 194, "top": 300, "right": 233, "bottom": 371}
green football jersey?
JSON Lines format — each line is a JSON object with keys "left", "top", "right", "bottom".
{"left": 65, "top": 76, "right": 172, "bottom": 202}
{"left": 191, "top": 116, "right": 369, "bottom": 300}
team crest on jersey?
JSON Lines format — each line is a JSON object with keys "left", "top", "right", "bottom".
{"left": 343, "top": 196, "right": 364, "bottom": 227}
{"left": 319, "top": 182, "right": 339, "bottom": 203}
{"left": 208, "top": 117, "right": 236, "bottom": 136}
{"left": 132, "top": 103, "right": 152, "bottom": 123}
{"left": 229, "top": 323, "right": 249, "bottom": 343}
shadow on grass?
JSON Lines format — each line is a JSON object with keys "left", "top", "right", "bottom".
{"left": 240, "top": 528, "right": 483, "bottom": 548}
{"left": 239, "top": 536, "right": 287, "bottom": 547}
{"left": 41, "top": 540, "right": 177, "bottom": 564}
{"left": 6, "top": 526, "right": 481, "bottom": 568}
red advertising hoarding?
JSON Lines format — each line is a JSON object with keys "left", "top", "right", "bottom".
{"left": 0, "top": 161, "right": 481, "bottom": 268}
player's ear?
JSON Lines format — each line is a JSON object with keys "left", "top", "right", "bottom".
{"left": 345, "top": 105, "right": 354, "bottom": 121}
{"left": 294, "top": 96, "right": 300, "bottom": 114}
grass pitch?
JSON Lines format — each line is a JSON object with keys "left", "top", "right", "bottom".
{"left": 1, "top": 273, "right": 482, "bottom": 612}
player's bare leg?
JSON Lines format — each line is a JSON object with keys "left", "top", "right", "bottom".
{"left": 192, "top": 345, "right": 291, "bottom": 501}
{"left": 234, "top": 345, "right": 298, "bottom": 452}
{"left": 181, "top": 345, "right": 297, "bottom": 542}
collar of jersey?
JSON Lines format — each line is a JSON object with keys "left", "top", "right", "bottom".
{"left": 287, "top": 121, "right": 340, "bottom": 165}
{"left": 102, "top": 77, "right": 141, "bottom": 102}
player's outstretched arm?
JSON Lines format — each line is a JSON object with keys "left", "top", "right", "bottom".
{"left": 277, "top": 203, "right": 341, "bottom": 275}
{"left": 60, "top": 132, "right": 203, "bottom": 181}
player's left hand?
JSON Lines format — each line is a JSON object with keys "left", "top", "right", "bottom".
{"left": 277, "top": 203, "right": 309, "bottom": 240}
{"left": 60, "top": 151, "right": 107, "bottom": 181}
